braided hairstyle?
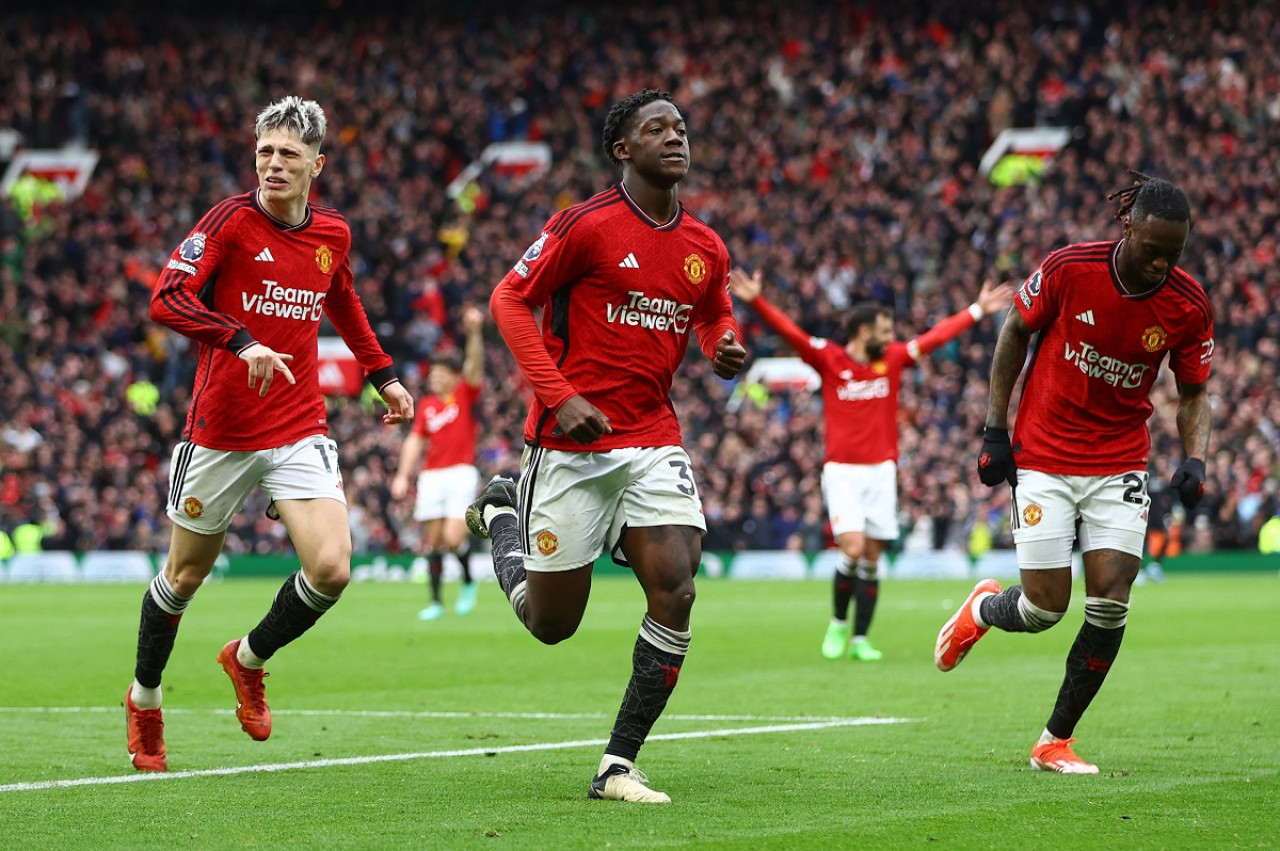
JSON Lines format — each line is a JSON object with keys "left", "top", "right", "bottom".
{"left": 601, "top": 89, "right": 677, "bottom": 166}
{"left": 1107, "top": 170, "right": 1191, "bottom": 226}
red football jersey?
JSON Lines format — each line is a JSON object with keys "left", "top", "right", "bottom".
{"left": 749, "top": 294, "right": 979, "bottom": 464}
{"left": 151, "top": 191, "right": 395, "bottom": 450}
{"left": 1012, "top": 240, "right": 1214, "bottom": 475}
{"left": 493, "top": 184, "right": 739, "bottom": 451}
{"left": 412, "top": 380, "right": 480, "bottom": 470}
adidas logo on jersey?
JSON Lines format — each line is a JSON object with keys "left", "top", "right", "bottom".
{"left": 618, "top": 252, "right": 640, "bottom": 269}
{"left": 1075, "top": 309, "right": 1095, "bottom": 325}
{"left": 255, "top": 247, "right": 275, "bottom": 262}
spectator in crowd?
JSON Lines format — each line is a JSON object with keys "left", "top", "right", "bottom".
{"left": 0, "top": 1, "right": 1276, "bottom": 564}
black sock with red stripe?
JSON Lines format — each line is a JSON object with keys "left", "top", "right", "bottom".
{"left": 427, "top": 553, "right": 443, "bottom": 604}
{"left": 134, "top": 574, "right": 191, "bottom": 688}
{"left": 1046, "top": 621, "right": 1125, "bottom": 738}
{"left": 604, "top": 615, "right": 690, "bottom": 763}
{"left": 247, "top": 571, "right": 337, "bottom": 661}
{"left": 456, "top": 543, "right": 472, "bottom": 584}
{"left": 853, "top": 577, "right": 879, "bottom": 636}
{"left": 832, "top": 562, "right": 854, "bottom": 621}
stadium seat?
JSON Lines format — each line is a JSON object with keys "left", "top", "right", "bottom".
{"left": 81, "top": 551, "right": 155, "bottom": 583}
{"left": 5, "top": 551, "right": 80, "bottom": 583}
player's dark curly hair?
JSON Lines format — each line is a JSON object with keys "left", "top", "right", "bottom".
{"left": 431, "top": 351, "right": 464, "bottom": 375}
{"left": 847, "top": 301, "right": 893, "bottom": 338}
{"left": 1107, "top": 170, "right": 1191, "bottom": 226}
{"left": 602, "top": 89, "right": 677, "bottom": 166}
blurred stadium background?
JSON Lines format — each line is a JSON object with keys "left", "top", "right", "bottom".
{"left": 1, "top": 0, "right": 1277, "bottom": 576}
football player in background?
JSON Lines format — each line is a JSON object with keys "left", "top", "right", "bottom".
{"left": 729, "top": 267, "right": 1011, "bottom": 662}
{"left": 391, "top": 304, "right": 486, "bottom": 621}
{"left": 935, "top": 172, "right": 1213, "bottom": 773}
{"left": 466, "top": 89, "right": 745, "bottom": 803}
{"left": 126, "top": 96, "right": 413, "bottom": 772}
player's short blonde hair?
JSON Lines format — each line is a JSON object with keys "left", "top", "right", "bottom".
{"left": 254, "top": 96, "right": 327, "bottom": 152}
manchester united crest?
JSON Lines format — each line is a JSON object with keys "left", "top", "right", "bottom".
{"left": 315, "top": 244, "right": 334, "bottom": 274}
{"left": 683, "top": 253, "right": 706, "bottom": 285}
{"left": 1141, "top": 325, "right": 1167, "bottom": 352}
{"left": 183, "top": 497, "right": 204, "bottom": 518}
{"left": 536, "top": 529, "right": 559, "bottom": 556}
{"left": 1022, "top": 504, "right": 1043, "bottom": 526}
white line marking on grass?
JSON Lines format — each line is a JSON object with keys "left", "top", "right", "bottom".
{"left": 0, "top": 706, "right": 890, "bottom": 723}
{"left": 0, "top": 716, "right": 915, "bottom": 794}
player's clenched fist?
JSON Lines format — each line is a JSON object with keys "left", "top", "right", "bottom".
{"left": 1170, "top": 457, "right": 1206, "bottom": 509}
{"left": 977, "top": 426, "right": 1017, "bottom": 487}
{"left": 712, "top": 330, "right": 746, "bottom": 380}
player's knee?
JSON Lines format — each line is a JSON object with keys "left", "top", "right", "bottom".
{"left": 527, "top": 616, "right": 577, "bottom": 645}
{"left": 305, "top": 554, "right": 351, "bottom": 596}
{"left": 650, "top": 577, "right": 695, "bottom": 623}
{"left": 166, "top": 563, "right": 213, "bottom": 598}
{"left": 1016, "top": 592, "right": 1066, "bottom": 633}
{"left": 1084, "top": 596, "right": 1129, "bottom": 629}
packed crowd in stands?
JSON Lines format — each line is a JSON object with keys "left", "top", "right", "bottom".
{"left": 0, "top": 0, "right": 1277, "bottom": 559}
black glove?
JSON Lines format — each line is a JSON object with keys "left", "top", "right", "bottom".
{"left": 977, "top": 426, "right": 1017, "bottom": 487}
{"left": 1170, "top": 458, "right": 1206, "bottom": 509}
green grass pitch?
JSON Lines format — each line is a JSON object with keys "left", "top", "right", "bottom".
{"left": 1, "top": 573, "right": 1276, "bottom": 849}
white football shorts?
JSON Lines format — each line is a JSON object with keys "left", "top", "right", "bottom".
{"left": 413, "top": 464, "right": 481, "bottom": 521}
{"left": 1011, "top": 468, "right": 1150, "bottom": 568}
{"left": 821, "top": 460, "right": 899, "bottom": 540}
{"left": 166, "top": 435, "right": 346, "bottom": 535}
{"left": 516, "top": 444, "right": 706, "bottom": 572}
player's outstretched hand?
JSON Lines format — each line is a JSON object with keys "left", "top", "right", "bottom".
{"left": 1170, "top": 458, "right": 1206, "bottom": 509}
{"left": 380, "top": 380, "right": 414, "bottom": 425}
{"left": 728, "top": 267, "right": 762, "bottom": 303}
{"left": 977, "top": 426, "right": 1017, "bottom": 487}
{"left": 713, "top": 330, "right": 746, "bottom": 379}
{"left": 556, "top": 394, "right": 612, "bottom": 445}
{"left": 238, "top": 342, "right": 296, "bottom": 398}
{"left": 977, "top": 279, "right": 1015, "bottom": 315}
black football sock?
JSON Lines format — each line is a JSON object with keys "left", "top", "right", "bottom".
{"left": 832, "top": 558, "right": 854, "bottom": 621}
{"left": 134, "top": 573, "right": 192, "bottom": 689}
{"left": 604, "top": 615, "right": 690, "bottom": 764}
{"left": 979, "top": 586, "right": 1033, "bottom": 632}
{"left": 853, "top": 576, "right": 879, "bottom": 636}
{"left": 1046, "top": 599, "right": 1128, "bottom": 738}
{"left": 427, "top": 553, "right": 444, "bottom": 604}
{"left": 456, "top": 542, "right": 473, "bottom": 584}
{"left": 487, "top": 511, "right": 528, "bottom": 624}
{"left": 246, "top": 571, "right": 338, "bottom": 661}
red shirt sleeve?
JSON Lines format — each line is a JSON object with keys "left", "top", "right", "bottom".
{"left": 150, "top": 214, "right": 250, "bottom": 350}
{"left": 323, "top": 252, "right": 394, "bottom": 379}
{"left": 490, "top": 280, "right": 577, "bottom": 411}
{"left": 749, "top": 293, "right": 823, "bottom": 364}
{"left": 693, "top": 262, "right": 741, "bottom": 360}
{"left": 904, "top": 307, "right": 978, "bottom": 361}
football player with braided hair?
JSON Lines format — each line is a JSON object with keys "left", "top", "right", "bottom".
{"left": 935, "top": 171, "right": 1213, "bottom": 773}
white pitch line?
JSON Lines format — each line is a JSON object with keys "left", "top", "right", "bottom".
{"left": 0, "top": 707, "right": 888, "bottom": 723}
{"left": 0, "top": 716, "right": 915, "bottom": 794}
